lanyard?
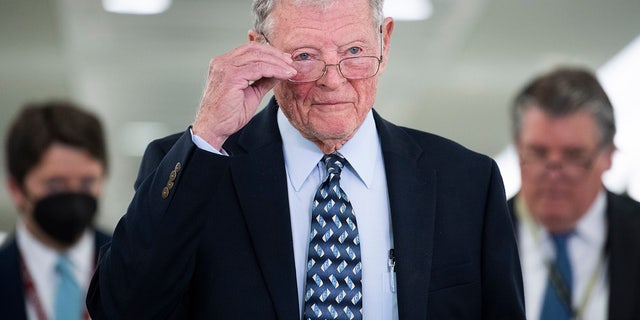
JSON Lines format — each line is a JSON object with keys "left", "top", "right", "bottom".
{"left": 19, "top": 252, "right": 91, "bottom": 320}
{"left": 515, "top": 197, "right": 605, "bottom": 320}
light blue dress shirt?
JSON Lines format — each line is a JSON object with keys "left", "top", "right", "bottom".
{"left": 192, "top": 108, "right": 398, "bottom": 319}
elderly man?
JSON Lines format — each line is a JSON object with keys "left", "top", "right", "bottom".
{"left": 508, "top": 67, "right": 640, "bottom": 320}
{"left": 87, "top": 0, "right": 525, "bottom": 319}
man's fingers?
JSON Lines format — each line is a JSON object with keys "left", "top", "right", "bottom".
{"left": 193, "top": 42, "right": 296, "bottom": 148}
{"left": 210, "top": 42, "right": 296, "bottom": 86}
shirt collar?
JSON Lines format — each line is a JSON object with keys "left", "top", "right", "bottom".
{"left": 572, "top": 190, "right": 607, "bottom": 247}
{"left": 17, "top": 218, "right": 95, "bottom": 280}
{"left": 516, "top": 190, "right": 607, "bottom": 246}
{"left": 17, "top": 220, "right": 58, "bottom": 274}
{"left": 277, "top": 108, "right": 380, "bottom": 191}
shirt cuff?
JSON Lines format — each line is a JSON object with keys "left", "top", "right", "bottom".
{"left": 190, "top": 128, "right": 229, "bottom": 156}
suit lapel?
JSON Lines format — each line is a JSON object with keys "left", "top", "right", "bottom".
{"left": 374, "top": 112, "right": 435, "bottom": 319}
{"left": 225, "top": 104, "right": 439, "bottom": 319}
{"left": 0, "top": 239, "right": 29, "bottom": 320}
{"left": 226, "top": 101, "right": 299, "bottom": 319}
{"left": 606, "top": 192, "right": 640, "bottom": 318}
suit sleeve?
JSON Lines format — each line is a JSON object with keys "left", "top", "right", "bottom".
{"left": 481, "top": 160, "right": 526, "bottom": 319}
{"left": 87, "top": 129, "right": 230, "bottom": 319}
{"left": 133, "top": 132, "right": 183, "bottom": 191}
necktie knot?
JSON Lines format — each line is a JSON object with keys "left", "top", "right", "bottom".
{"left": 551, "top": 232, "right": 571, "bottom": 249}
{"left": 550, "top": 232, "right": 572, "bottom": 267}
{"left": 56, "top": 255, "right": 72, "bottom": 272}
{"left": 322, "top": 153, "right": 346, "bottom": 176}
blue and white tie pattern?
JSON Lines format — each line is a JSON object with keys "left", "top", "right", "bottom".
{"left": 54, "top": 255, "right": 83, "bottom": 320}
{"left": 303, "top": 153, "right": 362, "bottom": 320}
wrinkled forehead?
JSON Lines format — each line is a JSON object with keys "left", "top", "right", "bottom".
{"left": 264, "top": 0, "right": 377, "bottom": 35}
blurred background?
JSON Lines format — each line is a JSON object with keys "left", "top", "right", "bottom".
{"left": 1, "top": 0, "right": 640, "bottom": 233}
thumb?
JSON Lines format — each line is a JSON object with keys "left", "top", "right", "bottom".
{"left": 250, "top": 76, "right": 281, "bottom": 97}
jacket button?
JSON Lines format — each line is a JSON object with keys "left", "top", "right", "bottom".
{"left": 161, "top": 187, "right": 170, "bottom": 199}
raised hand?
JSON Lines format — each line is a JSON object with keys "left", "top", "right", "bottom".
{"left": 192, "top": 41, "right": 296, "bottom": 149}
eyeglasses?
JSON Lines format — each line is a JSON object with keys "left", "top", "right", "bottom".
{"left": 518, "top": 146, "right": 605, "bottom": 181}
{"left": 289, "top": 55, "right": 381, "bottom": 82}
{"left": 263, "top": 28, "right": 383, "bottom": 83}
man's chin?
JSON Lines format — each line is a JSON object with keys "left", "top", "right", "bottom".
{"left": 534, "top": 207, "right": 577, "bottom": 231}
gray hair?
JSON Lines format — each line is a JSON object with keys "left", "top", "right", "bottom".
{"left": 252, "top": 0, "right": 385, "bottom": 37}
{"left": 511, "top": 66, "right": 616, "bottom": 148}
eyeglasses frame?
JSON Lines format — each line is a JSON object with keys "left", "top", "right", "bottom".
{"left": 518, "top": 144, "right": 610, "bottom": 180}
{"left": 261, "top": 26, "right": 384, "bottom": 83}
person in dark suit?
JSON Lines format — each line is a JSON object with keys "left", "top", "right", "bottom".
{"left": 507, "top": 67, "right": 640, "bottom": 320}
{"left": 0, "top": 100, "right": 112, "bottom": 320}
{"left": 87, "top": 0, "right": 525, "bottom": 318}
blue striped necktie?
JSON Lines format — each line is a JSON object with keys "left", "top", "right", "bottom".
{"left": 540, "top": 232, "right": 573, "bottom": 320}
{"left": 303, "top": 153, "right": 363, "bottom": 320}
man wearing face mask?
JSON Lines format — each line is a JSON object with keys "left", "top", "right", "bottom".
{"left": 0, "top": 101, "right": 111, "bottom": 320}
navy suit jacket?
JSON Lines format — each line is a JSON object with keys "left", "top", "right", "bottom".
{"left": 88, "top": 98, "right": 525, "bottom": 319}
{"left": 508, "top": 192, "right": 640, "bottom": 320}
{"left": 0, "top": 229, "right": 111, "bottom": 320}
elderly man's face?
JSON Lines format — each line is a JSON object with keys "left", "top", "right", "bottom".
{"left": 517, "top": 107, "right": 613, "bottom": 233}
{"left": 268, "top": 0, "right": 393, "bottom": 147}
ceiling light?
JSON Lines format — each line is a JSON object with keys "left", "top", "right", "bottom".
{"left": 102, "top": 0, "right": 171, "bottom": 15}
{"left": 384, "top": 0, "right": 433, "bottom": 21}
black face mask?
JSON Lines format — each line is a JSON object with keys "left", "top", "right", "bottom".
{"left": 32, "top": 193, "right": 98, "bottom": 246}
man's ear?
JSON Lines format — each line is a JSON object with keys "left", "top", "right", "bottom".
{"left": 248, "top": 29, "right": 262, "bottom": 42}
{"left": 7, "top": 176, "right": 27, "bottom": 213}
{"left": 601, "top": 144, "right": 616, "bottom": 171}
{"left": 378, "top": 17, "right": 395, "bottom": 73}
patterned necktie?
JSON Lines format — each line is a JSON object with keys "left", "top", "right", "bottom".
{"left": 54, "top": 255, "right": 83, "bottom": 320}
{"left": 540, "top": 232, "right": 573, "bottom": 320}
{"left": 303, "top": 153, "right": 363, "bottom": 320}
